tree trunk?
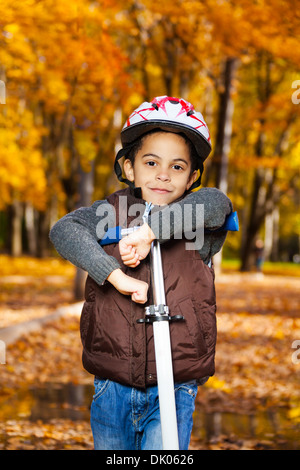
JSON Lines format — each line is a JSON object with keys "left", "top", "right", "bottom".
{"left": 73, "top": 160, "right": 95, "bottom": 301}
{"left": 36, "top": 210, "right": 50, "bottom": 257}
{"left": 265, "top": 206, "right": 279, "bottom": 262}
{"left": 240, "top": 110, "right": 293, "bottom": 271}
{"left": 210, "top": 57, "right": 237, "bottom": 273}
{"left": 210, "top": 57, "right": 237, "bottom": 193}
{"left": 10, "top": 200, "right": 23, "bottom": 256}
{"left": 271, "top": 207, "right": 280, "bottom": 262}
{"left": 240, "top": 163, "right": 279, "bottom": 270}
{"left": 240, "top": 53, "right": 271, "bottom": 271}
{"left": 25, "top": 202, "right": 37, "bottom": 256}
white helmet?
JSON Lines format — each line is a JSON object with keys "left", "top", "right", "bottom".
{"left": 114, "top": 96, "right": 211, "bottom": 189}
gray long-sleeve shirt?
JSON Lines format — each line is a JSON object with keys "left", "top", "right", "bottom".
{"left": 49, "top": 187, "right": 232, "bottom": 285}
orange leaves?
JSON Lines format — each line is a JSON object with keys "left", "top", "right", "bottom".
{"left": 0, "top": 419, "right": 93, "bottom": 450}
{"left": 208, "top": 274, "right": 300, "bottom": 405}
{"left": 202, "top": 0, "right": 300, "bottom": 65}
{"left": 0, "top": 0, "right": 138, "bottom": 210}
{"left": 1, "top": 0, "right": 300, "bottom": 217}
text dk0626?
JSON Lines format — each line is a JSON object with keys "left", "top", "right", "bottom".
{"left": 150, "top": 454, "right": 194, "bottom": 465}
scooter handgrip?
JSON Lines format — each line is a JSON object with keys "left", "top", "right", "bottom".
{"left": 221, "top": 211, "right": 239, "bottom": 231}
{"left": 99, "top": 226, "right": 122, "bottom": 245}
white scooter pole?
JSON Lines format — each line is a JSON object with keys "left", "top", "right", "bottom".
{"left": 148, "top": 239, "right": 180, "bottom": 450}
{"left": 136, "top": 202, "right": 182, "bottom": 450}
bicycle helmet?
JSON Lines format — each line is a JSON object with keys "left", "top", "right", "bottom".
{"left": 114, "top": 96, "right": 211, "bottom": 190}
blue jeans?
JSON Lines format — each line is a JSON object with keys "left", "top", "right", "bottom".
{"left": 90, "top": 377, "right": 198, "bottom": 450}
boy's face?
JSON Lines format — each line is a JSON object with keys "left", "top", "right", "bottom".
{"left": 123, "top": 132, "right": 198, "bottom": 205}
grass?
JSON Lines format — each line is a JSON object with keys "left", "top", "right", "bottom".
{"left": 0, "top": 254, "right": 299, "bottom": 278}
{"left": 0, "top": 255, "right": 75, "bottom": 278}
{"left": 221, "top": 258, "right": 300, "bottom": 277}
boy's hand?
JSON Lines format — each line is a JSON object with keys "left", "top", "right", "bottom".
{"left": 107, "top": 268, "right": 148, "bottom": 304}
{"left": 119, "top": 223, "right": 155, "bottom": 268}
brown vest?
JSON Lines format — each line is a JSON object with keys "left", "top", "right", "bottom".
{"left": 80, "top": 188, "right": 217, "bottom": 388}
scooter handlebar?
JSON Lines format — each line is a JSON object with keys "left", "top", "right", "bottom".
{"left": 218, "top": 210, "right": 239, "bottom": 232}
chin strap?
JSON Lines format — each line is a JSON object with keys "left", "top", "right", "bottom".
{"left": 189, "top": 161, "right": 204, "bottom": 191}
{"left": 114, "top": 144, "right": 136, "bottom": 188}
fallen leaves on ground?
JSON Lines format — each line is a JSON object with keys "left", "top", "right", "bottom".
{"left": 0, "top": 419, "right": 93, "bottom": 450}
{"left": 0, "top": 256, "right": 76, "bottom": 327}
{"left": 0, "top": 257, "right": 300, "bottom": 450}
{"left": 189, "top": 273, "right": 300, "bottom": 450}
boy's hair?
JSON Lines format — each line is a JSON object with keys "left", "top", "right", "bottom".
{"left": 126, "top": 129, "right": 199, "bottom": 176}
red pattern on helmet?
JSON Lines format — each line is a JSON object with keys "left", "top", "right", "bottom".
{"left": 190, "top": 114, "right": 211, "bottom": 141}
{"left": 176, "top": 98, "right": 195, "bottom": 116}
{"left": 126, "top": 106, "right": 154, "bottom": 126}
{"left": 151, "top": 96, "right": 195, "bottom": 118}
{"left": 151, "top": 96, "right": 171, "bottom": 114}
{"left": 124, "top": 95, "right": 211, "bottom": 148}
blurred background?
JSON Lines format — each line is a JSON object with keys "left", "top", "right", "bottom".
{"left": 1, "top": 0, "right": 299, "bottom": 284}
{"left": 1, "top": 0, "right": 300, "bottom": 450}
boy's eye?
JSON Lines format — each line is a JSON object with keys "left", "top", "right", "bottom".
{"left": 173, "top": 164, "right": 184, "bottom": 171}
{"left": 145, "top": 160, "right": 186, "bottom": 171}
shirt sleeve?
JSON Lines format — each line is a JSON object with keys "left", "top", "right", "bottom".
{"left": 148, "top": 187, "right": 233, "bottom": 239}
{"left": 147, "top": 187, "right": 233, "bottom": 264}
{"left": 49, "top": 200, "right": 121, "bottom": 285}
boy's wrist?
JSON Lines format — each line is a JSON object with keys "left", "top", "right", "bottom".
{"left": 106, "top": 267, "right": 148, "bottom": 304}
{"left": 107, "top": 268, "right": 124, "bottom": 286}
{"left": 140, "top": 223, "right": 156, "bottom": 243}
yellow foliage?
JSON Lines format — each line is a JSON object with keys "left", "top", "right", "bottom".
{"left": 205, "top": 376, "right": 232, "bottom": 393}
{"left": 74, "top": 131, "right": 97, "bottom": 171}
{"left": 0, "top": 102, "right": 47, "bottom": 210}
{"left": 0, "top": 0, "right": 300, "bottom": 226}
{"left": 0, "top": 255, "right": 75, "bottom": 277}
{"left": 288, "top": 407, "right": 300, "bottom": 421}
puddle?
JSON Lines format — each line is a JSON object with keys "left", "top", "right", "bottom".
{"left": 0, "top": 383, "right": 93, "bottom": 422}
{"left": 0, "top": 382, "right": 299, "bottom": 449}
{"left": 192, "top": 408, "right": 300, "bottom": 450}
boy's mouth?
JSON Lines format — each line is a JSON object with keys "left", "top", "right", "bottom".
{"left": 150, "top": 188, "right": 171, "bottom": 194}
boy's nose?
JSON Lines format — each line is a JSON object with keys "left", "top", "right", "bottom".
{"left": 156, "top": 170, "right": 171, "bottom": 182}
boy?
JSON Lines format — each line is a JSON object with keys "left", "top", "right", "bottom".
{"left": 49, "top": 96, "right": 233, "bottom": 450}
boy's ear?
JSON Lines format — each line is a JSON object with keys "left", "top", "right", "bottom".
{"left": 186, "top": 170, "right": 199, "bottom": 190}
{"left": 123, "top": 159, "right": 134, "bottom": 182}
